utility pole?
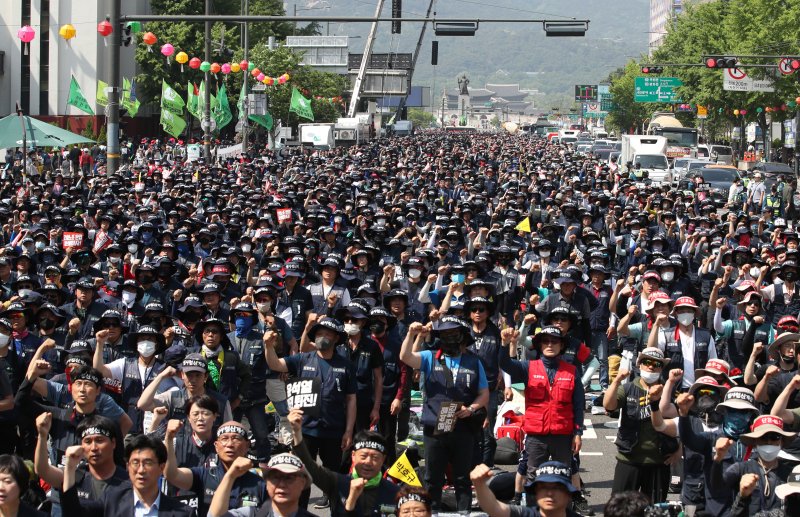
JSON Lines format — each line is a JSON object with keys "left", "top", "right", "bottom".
{"left": 395, "top": 0, "right": 434, "bottom": 122}
{"left": 795, "top": 107, "right": 800, "bottom": 177}
{"left": 241, "top": 0, "right": 249, "bottom": 155}
{"left": 203, "top": 0, "right": 213, "bottom": 162}
{"left": 107, "top": 0, "right": 122, "bottom": 174}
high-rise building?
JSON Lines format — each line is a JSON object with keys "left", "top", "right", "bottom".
{"left": 649, "top": 0, "right": 714, "bottom": 54}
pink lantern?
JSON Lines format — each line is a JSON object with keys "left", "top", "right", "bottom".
{"left": 277, "top": 76, "right": 287, "bottom": 85}
{"left": 256, "top": 73, "right": 266, "bottom": 82}
{"left": 740, "top": 109, "right": 747, "bottom": 115}
{"left": 18, "top": 25, "right": 35, "bottom": 55}
{"left": 239, "top": 60, "right": 249, "bottom": 72}
{"left": 161, "top": 43, "right": 175, "bottom": 63}
{"left": 221, "top": 63, "right": 231, "bottom": 75}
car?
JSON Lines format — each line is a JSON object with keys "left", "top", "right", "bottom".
{"left": 697, "top": 144, "right": 734, "bottom": 164}
{"left": 670, "top": 158, "right": 710, "bottom": 185}
{"left": 751, "top": 161, "right": 794, "bottom": 175}
{"left": 681, "top": 167, "right": 741, "bottom": 207}
{"left": 576, "top": 144, "right": 593, "bottom": 154}
{"left": 593, "top": 148, "right": 614, "bottom": 161}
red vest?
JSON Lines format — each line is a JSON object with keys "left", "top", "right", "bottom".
{"left": 523, "top": 359, "right": 577, "bottom": 435}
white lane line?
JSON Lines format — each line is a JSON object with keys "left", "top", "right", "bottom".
{"left": 581, "top": 452, "right": 603, "bottom": 456}
{"left": 605, "top": 435, "right": 616, "bottom": 440}
{"left": 583, "top": 419, "right": 597, "bottom": 439}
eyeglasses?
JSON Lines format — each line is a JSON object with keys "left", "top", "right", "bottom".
{"left": 203, "top": 328, "right": 221, "bottom": 335}
{"left": 470, "top": 307, "right": 487, "bottom": 313}
{"left": 128, "top": 459, "right": 159, "bottom": 469}
{"left": 640, "top": 359, "right": 663, "bottom": 369}
{"left": 189, "top": 410, "right": 215, "bottom": 419}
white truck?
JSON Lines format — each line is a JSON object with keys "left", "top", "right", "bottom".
{"left": 335, "top": 115, "right": 371, "bottom": 148}
{"left": 391, "top": 120, "right": 414, "bottom": 136}
{"left": 621, "top": 135, "right": 671, "bottom": 184}
{"left": 299, "top": 123, "right": 335, "bottom": 150}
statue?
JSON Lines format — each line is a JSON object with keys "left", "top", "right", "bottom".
{"left": 458, "top": 74, "right": 470, "bottom": 96}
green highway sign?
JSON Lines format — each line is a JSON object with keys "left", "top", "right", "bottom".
{"left": 634, "top": 77, "right": 682, "bottom": 103}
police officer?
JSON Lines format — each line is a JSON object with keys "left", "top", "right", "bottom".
{"left": 400, "top": 317, "right": 489, "bottom": 513}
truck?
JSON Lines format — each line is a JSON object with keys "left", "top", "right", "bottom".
{"left": 334, "top": 115, "right": 371, "bottom": 148}
{"left": 621, "top": 135, "right": 671, "bottom": 184}
{"left": 391, "top": 120, "right": 414, "bottom": 136}
{"left": 646, "top": 112, "right": 699, "bottom": 159}
{"left": 299, "top": 123, "right": 335, "bottom": 150}
{"left": 558, "top": 129, "right": 579, "bottom": 145}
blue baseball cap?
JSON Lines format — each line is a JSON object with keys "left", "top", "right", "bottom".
{"left": 526, "top": 461, "right": 578, "bottom": 493}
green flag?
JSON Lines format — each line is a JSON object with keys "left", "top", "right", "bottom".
{"left": 68, "top": 76, "right": 94, "bottom": 115}
{"left": 289, "top": 87, "right": 314, "bottom": 121}
{"left": 96, "top": 80, "right": 108, "bottom": 107}
{"left": 160, "top": 109, "right": 186, "bottom": 138}
{"left": 120, "top": 77, "right": 140, "bottom": 117}
{"left": 122, "top": 77, "right": 131, "bottom": 101}
{"left": 237, "top": 80, "right": 247, "bottom": 120}
{"left": 249, "top": 113, "right": 273, "bottom": 130}
{"left": 161, "top": 80, "right": 185, "bottom": 113}
{"left": 187, "top": 82, "right": 200, "bottom": 120}
{"left": 212, "top": 84, "right": 233, "bottom": 129}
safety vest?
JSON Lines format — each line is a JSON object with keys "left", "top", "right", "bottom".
{"left": 765, "top": 195, "right": 782, "bottom": 217}
{"left": 768, "top": 283, "right": 800, "bottom": 326}
{"left": 523, "top": 359, "right": 576, "bottom": 436}
{"left": 420, "top": 350, "right": 481, "bottom": 430}
{"left": 309, "top": 282, "right": 346, "bottom": 315}
{"left": 663, "top": 326, "right": 712, "bottom": 375}
{"left": 729, "top": 319, "right": 771, "bottom": 369}
{"left": 122, "top": 357, "right": 164, "bottom": 434}
{"left": 615, "top": 379, "right": 679, "bottom": 457}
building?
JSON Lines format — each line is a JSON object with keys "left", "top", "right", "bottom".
{"left": 440, "top": 82, "right": 538, "bottom": 127}
{"left": 285, "top": 35, "right": 349, "bottom": 75}
{"left": 0, "top": 0, "right": 148, "bottom": 125}
{"left": 649, "top": 0, "right": 714, "bottom": 53}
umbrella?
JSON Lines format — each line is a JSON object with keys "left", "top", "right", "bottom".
{"left": 0, "top": 114, "right": 95, "bottom": 149}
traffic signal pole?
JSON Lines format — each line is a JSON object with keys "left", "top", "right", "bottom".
{"left": 106, "top": 0, "right": 122, "bottom": 175}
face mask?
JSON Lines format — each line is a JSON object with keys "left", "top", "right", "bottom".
{"left": 369, "top": 321, "right": 386, "bottom": 335}
{"left": 661, "top": 271, "right": 674, "bottom": 282}
{"left": 640, "top": 370, "right": 661, "bottom": 384}
{"left": 695, "top": 395, "right": 718, "bottom": 415}
{"left": 723, "top": 411, "right": 751, "bottom": 439}
{"left": 128, "top": 244, "right": 138, "bottom": 254}
{"left": 256, "top": 302, "right": 271, "bottom": 315}
{"left": 677, "top": 313, "right": 695, "bottom": 326}
{"left": 408, "top": 269, "right": 422, "bottom": 280}
{"left": 38, "top": 318, "right": 55, "bottom": 331}
{"left": 241, "top": 244, "right": 252, "bottom": 253}
{"left": 122, "top": 292, "right": 137, "bottom": 305}
{"left": 0, "top": 334, "right": 10, "bottom": 348}
{"left": 750, "top": 266, "right": 761, "bottom": 278}
{"left": 774, "top": 277, "right": 785, "bottom": 285}
{"left": 539, "top": 250, "right": 551, "bottom": 259}
{"left": 652, "top": 244, "right": 663, "bottom": 252}
{"left": 202, "top": 344, "right": 221, "bottom": 358}
{"left": 344, "top": 323, "right": 361, "bottom": 336}
{"left": 452, "top": 274, "right": 465, "bottom": 284}
{"left": 781, "top": 354, "right": 795, "bottom": 364}
{"left": 235, "top": 316, "right": 253, "bottom": 337}
{"left": 785, "top": 272, "right": 798, "bottom": 282}
{"left": 35, "top": 241, "right": 46, "bottom": 251}
{"left": 138, "top": 340, "right": 157, "bottom": 358}
{"left": 757, "top": 444, "right": 781, "bottom": 462}
{"left": 314, "top": 336, "right": 334, "bottom": 350}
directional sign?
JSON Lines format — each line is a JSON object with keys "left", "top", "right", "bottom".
{"left": 723, "top": 68, "right": 775, "bottom": 92}
{"left": 634, "top": 77, "right": 682, "bottom": 103}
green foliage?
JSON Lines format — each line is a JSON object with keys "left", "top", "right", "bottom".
{"left": 96, "top": 124, "right": 107, "bottom": 144}
{"left": 407, "top": 108, "right": 436, "bottom": 128}
{"left": 605, "top": 62, "right": 653, "bottom": 134}
{"left": 81, "top": 119, "right": 95, "bottom": 140}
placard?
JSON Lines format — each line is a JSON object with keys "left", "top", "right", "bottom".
{"left": 276, "top": 208, "right": 292, "bottom": 224}
{"left": 286, "top": 378, "right": 321, "bottom": 417}
{"left": 435, "top": 401, "right": 461, "bottom": 434}
{"left": 62, "top": 232, "right": 84, "bottom": 250}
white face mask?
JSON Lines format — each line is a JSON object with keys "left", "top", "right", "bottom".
{"left": 756, "top": 444, "right": 781, "bottom": 462}
{"left": 652, "top": 244, "right": 663, "bottom": 252}
{"left": 661, "top": 271, "right": 674, "bottom": 282}
{"left": 677, "top": 313, "right": 695, "bottom": 326}
{"left": 0, "top": 334, "right": 9, "bottom": 348}
{"left": 122, "top": 292, "right": 137, "bottom": 305}
{"left": 640, "top": 370, "right": 661, "bottom": 384}
{"left": 241, "top": 244, "right": 252, "bottom": 253}
{"left": 128, "top": 244, "right": 138, "bottom": 254}
{"left": 408, "top": 269, "right": 422, "bottom": 279}
{"left": 539, "top": 251, "right": 551, "bottom": 259}
{"left": 750, "top": 266, "right": 761, "bottom": 278}
{"left": 202, "top": 344, "right": 221, "bottom": 358}
{"left": 344, "top": 323, "right": 361, "bottom": 336}
{"left": 774, "top": 277, "right": 785, "bottom": 285}
{"left": 256, "top": 302, "right": 270, "bottom": 315}
{"left": 137, "top": 340, "right": 157, "bottom": 358}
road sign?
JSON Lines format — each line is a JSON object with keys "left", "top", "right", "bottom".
{"left": 779, "top": 58, "right": 794, "bottom": 75}
{"left": 723, "top": 68, "right": 775, "bottom": 92}
{"left": 697, "top": 105, "right": 708, "bottom": 119}
{"left": 634, "top": 77, "right": 682, "bottom": 103}
{"left": 575, "top": 85, "right": 598, "bottom": 101}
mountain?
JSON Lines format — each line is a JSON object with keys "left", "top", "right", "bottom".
{"left": 313, "top": 0, "right": 649, "bottom": 106}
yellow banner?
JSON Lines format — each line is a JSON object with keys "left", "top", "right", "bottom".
{"left": 387, "top": 451, "right": 422, "bottom": 487}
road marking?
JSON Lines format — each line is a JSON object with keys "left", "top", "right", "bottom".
{"left": 582, "top": 419, "right": 597, "bottom": 439}
{"left": 605, "top": 435, "right": 616, "bottom": 440}
{"left": 581, "top": 452, "right": 603, "bottom": 456}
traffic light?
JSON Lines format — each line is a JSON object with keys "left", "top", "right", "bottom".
{"left": 431, "top": 40, "right": 438, "bottom": 66}
{"left": 641, "top": 66, "right": 663, "bottom": 74}
{"left": 123, "top": 24, "right": 132, "bottom": 47}
{"left": 706, "top": 57, "right": 738, "bottom": 68}
{"left": 391, "top": 0, "right": 401, "bottom": 34}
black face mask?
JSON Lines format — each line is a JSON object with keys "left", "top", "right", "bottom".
{"left": 781, "top": 354, "right": 795, "bottom": 364}
{"left": 182, "top": 311, "right": 202, "bottom": 324}
{"left": 695, "top": 395, "right": 718, "bottom": 415}
{"left": 369, "top": 321, "right": 386, "bottom": 335}
{"left": 38, "top": 318, "right": 56, "bottom": 331}
{"left": 784, "top": 271, "right": 798, "bottom": 282}
{"left": 139, "top": 274, "right": 155, "bottom": 284}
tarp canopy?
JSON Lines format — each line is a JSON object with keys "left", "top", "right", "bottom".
{"left": 0, "top": 114, "right": 95, "bottom": 149}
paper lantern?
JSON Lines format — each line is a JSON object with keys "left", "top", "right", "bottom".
{"left": 277, "top": 76, "right": 286, "bottom": 84}
{"left": 221, "top": 63, "right": 231, "bottom": 75}
{"left": 210, "top": 62, "right": 221, "bottom": 74}
{"left": 266, "top": 77, "right": 274, "bottom": 86}
{"left": 18, "top": 25, "right": 35, "bottom": 55}
{"left": 740, "top": 109, "right": 747, "bottom": 115}
{"left": 176, "top": 51, "right": 188, "bottom": 72}
{"left": 161, "top": 43, "right": 174, "bottom": 57}
{"left": 239, "top": 60, "right": 248, "bottom": 72}
{"left": 126, "top": 21, "right": 143, "bottom": 34}
{"left": 248, "top": 62, "right": 256, "bottom": 71}
{"left": 756, "top": 107, "right": 763, "bottom": 113}
{"left": 782, "top": 104, "right": 788, "bottom": 111}
{"left": 59, "top": 24, "right": 76, "bottom": 42}
{"left": 142, "top": 32, "right": 157, "bottom": 51}
{"left": 262, "top": 77, "right": 269, "bottom": 84}
{"left": 97, "top": 19, "right": 113, "bottom": 37}
{"left": 189, "top": 57, "right": 201, "bottom": 70}
{"left": 733, "top": 109, "right": 740, "bottom": 116}
{"left": 230, "top": 62, "right": 241, "bottom": 73}
{"left": 256, "top": 73, "right": 266, "bottom": 82}
{"left": 199, "top": 61, "right": 211, "bottom": 72}
{"left": 766, "top": 107, "right": 772, "bottom": 113}
{"left": 285, "top": 73, "right": 291, "bottom": 81}
{"left": 251, "top": 68, "right": 261, "bottom": 77}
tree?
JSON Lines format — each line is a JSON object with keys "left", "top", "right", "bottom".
{"left": 605, "top": 61, "right": 653, "bottom": 134}
{"left": 407, "top": 108, "right": 437, "bottom": 128}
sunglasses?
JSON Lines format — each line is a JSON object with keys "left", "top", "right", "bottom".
{"left": 640, "top": 359, "right": 663, "bottom": 369}
{"left": 99, "top": 322, "right": 121, "bottom": 329}
{"left": 780, "top": 325, "right": 800, "bottom": 332}
{"left": 762, "top": 433, "right": 783, "bottom": 442}
{"left": 696, "top": 388, "right": 718, "bottom": 398}
{"left": 550, "top": 315, "right": 570, "bottom": 322}
{"left": 539, "top": 338, "right": 562, "bottom": 347}
{"left": 746, "top": 300, "right": 761, "bottom": 307}
{"left": 470, "top": 307, "right": 487, "bottom": 313}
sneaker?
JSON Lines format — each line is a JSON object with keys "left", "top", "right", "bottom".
{"left": 591, "top": 405, "right": 607, "bottom": 415}
{"left": 573, "top": 492, "right": 594, "bottom": 516}
{"left": 313, "top": 496, "right": 330, "bottom": 509}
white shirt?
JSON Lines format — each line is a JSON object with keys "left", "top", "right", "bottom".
{"left": 656, "top": 325, "right": 717, "bottom": 388}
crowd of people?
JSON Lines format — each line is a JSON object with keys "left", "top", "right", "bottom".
{"left": 1, "top": 129, "right": 800, "bottom": 517}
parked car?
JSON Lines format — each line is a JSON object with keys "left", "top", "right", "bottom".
{"left": 680, "top": 166, "right": 741, "bottom": 207}
{"left": 751, "top": 161, "right": 794, "bottom": 175}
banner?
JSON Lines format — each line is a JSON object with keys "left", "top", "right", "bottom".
{"left": 286, "top": 378, "right": 321, "bottom": 417}
{"left": 62, "top": 232, "right": 84, "bottom": 250}
{"left": 93, "top": 230, "right": 112, "bottom": 254}
{"left": 276, "top": 208, "right": 292, "bottom": 224}
{"left": 249, "top": 113, "right": 273, "bottom": 130}
{"left": 188, "top": 82, "right": 200, "bottom": 120}
{"left": 161, "top": 80, "right": 185, "bottom": 113}
{"left": 237, "top": 80, "right": 247, "bottom": 120}
{"left": 122, "top": 77, "right": 141, "bottom": 117}
{"left": 289, "top": 87, "right": 314, "bottom": 121}
{"left": 96, "top": 80, "right": 108, "bottom": 107}
{"left": 386, "top": 451, "right": 422, "bottom": 487}
{"left": 213, "top": 84, "right": 233, "bottom": 129}
{"left": 160, "top": 109, "right": 186, "bottom": 138}
{"left": 68, "top": 76, "right": 94, "bottom": 115}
